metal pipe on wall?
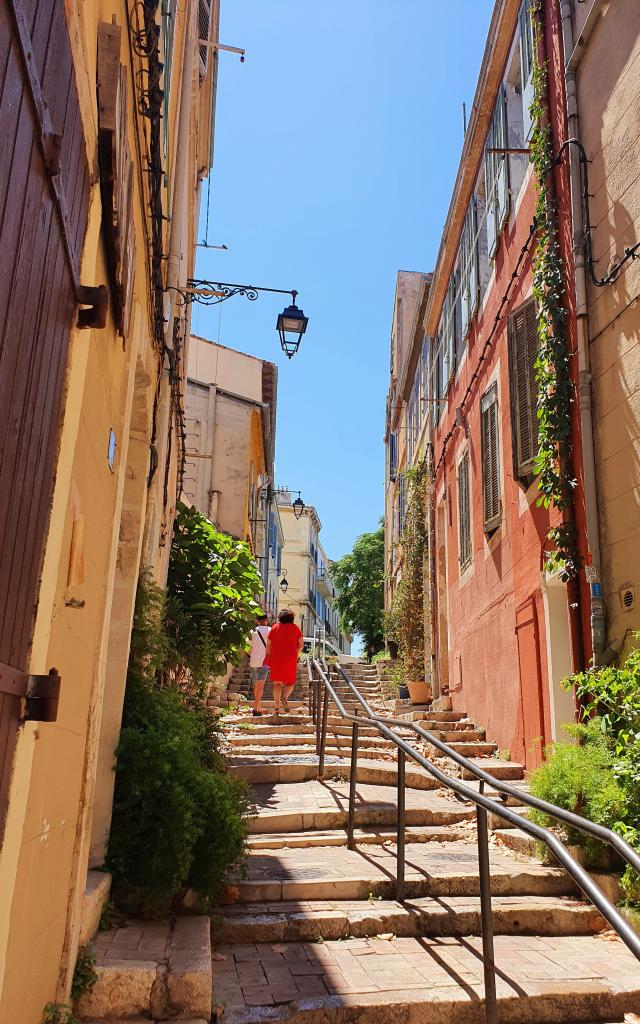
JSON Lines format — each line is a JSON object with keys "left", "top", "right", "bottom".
{"left": 558, "top": 0, "right": 606, "bottom": 659}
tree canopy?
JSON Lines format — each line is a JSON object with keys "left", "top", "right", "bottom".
{"left": 331, "top": 522, "right": 384, "bottom": 653}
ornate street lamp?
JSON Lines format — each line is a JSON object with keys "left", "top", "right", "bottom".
{"left": 276, "top": 293, "right": 308, "bottom": 360}
{"left": 292, "top": 492, "right": 305, "bottom": 520}
{"left": 279, "top": 572, "right": 289, "bottom": 593}
{"left": 181, "top": 280, "right": 308, "bottom": 358}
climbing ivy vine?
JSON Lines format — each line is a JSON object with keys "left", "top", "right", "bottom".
{"left": 395, "top": 459, "right": 428, "bottom": 682}
{"left": 529, "top": 0, "right": 579, "bottom": 581}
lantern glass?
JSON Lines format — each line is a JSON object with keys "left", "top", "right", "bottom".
{"left": 276, "top": 303, "right": 308, "bottom": 359}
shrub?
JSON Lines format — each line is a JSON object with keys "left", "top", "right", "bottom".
{"left": 107, "top": 576, "right": 248, "bottom": 916}
{"left": 71, "top": 945, "right": 98, "bottom": 1001}
{"left": 528, "top": 723, "right": 627, "bottom": 867}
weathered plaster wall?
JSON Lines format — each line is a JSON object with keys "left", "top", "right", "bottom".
{"left": 578, "top": 0, "right": 640, "bottom": 649}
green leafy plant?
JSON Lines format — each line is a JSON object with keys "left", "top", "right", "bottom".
{"left": 395, "top": 461, "right": 428, "bottom": 682}
{"left": 529, "top": 1, "right": 579, "bottom": 579}
{"left": 107, "top": 574, "right": 249, "bottom": 916}
{"left": 42, "top": 1005, "right": 78, "bottom": 1024}
{"left": 528, "top": 722, "right": 626, "bottom": 867}
{"left": 332, "top": 522, "right": 385, "bottom": 653}
{"left": 71, "top": 945, "right": 98, "bottom": 1001}
{"left": 166, "top": 502, "right": 263, "bottom": 692}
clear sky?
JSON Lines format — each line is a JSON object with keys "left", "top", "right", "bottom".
{"left": 192, "top": 0, "right": 494, "bottom": 561}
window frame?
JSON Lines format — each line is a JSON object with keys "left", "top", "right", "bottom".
{"left": 484, "top": 84, "right": 510, "bottom": 259}
{"left": 519, "top": 0, "right": 535, "bottom": 141}
{"left": 457, "top": 448, "right": 472, "bottom": 570}
{"left": 508, "top": 297, "right": 539, "bottom": 483}
{"left": 480, "top": 383, "right": 502, "bottom": 533}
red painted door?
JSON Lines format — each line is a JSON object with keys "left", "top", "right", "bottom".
{"left": 515, "top": 597, "right": 546, "bottom": 770}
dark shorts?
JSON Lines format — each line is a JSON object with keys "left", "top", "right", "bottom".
{"left": 251, "top": 666, "right": 269, "bottom": 682}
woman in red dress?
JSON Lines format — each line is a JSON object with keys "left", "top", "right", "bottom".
{"left": 264, "top": 608, "right": 304, "bottom": 715}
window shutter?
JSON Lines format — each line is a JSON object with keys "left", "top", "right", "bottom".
{"left": 458, "top": 451, "right": 472, "bottom": 568}
{"left": 495, "top": 85, "right": 510, "bottom": 232}
{"left": 510, "top": 299, "right": 539, "bottom": 478}
{"left": 485, "top": 125, "right": 498, "bottom": 259}
{"left": 198, "top": 0, "right": 212, "bottom": 78}
{"left": 461, "top": 214, "right": 470, "bottom": 339}
{"left": 469, "top": 197, "right": 479, "bottom": 317}
{"left": 481, "top": 386, "right": 501, "bottom": 531}
{"left": 519, "top": 0, "right": 535, "bottom": 141}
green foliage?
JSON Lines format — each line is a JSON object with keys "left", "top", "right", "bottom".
{"left": 395, "top": 461, "right": 428, "bottom": 681}
{"left": 332, "top": 522, "right": 384, "bottom": 652}
{"left": 71, "top": 945, "right": 98, "bottom": 1001}
{"left": 107, "top": 575, "right": 249, "bottom": 917}
{"left": 529, "top": 2, "right": 579, "bottom": 580}
{"left": 371, "top": 649, "right": 391, "bottom": 664}
{"left": 42, "top": 1006, "right": 78, "bottom": 1024}
{"left": 166, "top": 502, "right": 263, "bottom": 690}
{"left": 529, "top": 722, "right": 627, "bottom": 867}
{"left": 561, "top": 638, "right": 640, "bottom": 899}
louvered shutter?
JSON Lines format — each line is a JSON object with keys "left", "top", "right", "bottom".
{"left": 519, "top": 0, "right": 535, "bottom": 142}
{"left": 510, "top": 299, "right": 539, "bottom": 478}
{"left": 468, "top": 197, "right": 479, "bottom": 317}
{"left": 458, "top": 451, "right": 472, "bottom": 568}
{"left": 481, "top": 386, "right": 501, "bottom": 531}
{"left": 198, "top": 0, "right": 212, "bottom": 78}
{"left": 485, "top": 125, "right": 498, "bottom": 259}
{"left": 461, "top": 214, "right": 470, "bottom": 339}
{"left": 495, "top": 85, "right": 510, "bottom": 232}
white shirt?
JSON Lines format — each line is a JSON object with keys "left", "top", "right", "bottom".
{"left": 249, "top": 625, "right": 270, "bottom": 667}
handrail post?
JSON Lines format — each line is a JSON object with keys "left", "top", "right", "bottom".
{"left": 318, "top": 686, "right": 329, "bottom": 779}
{"left": 347, "top": 718, "right": 359, "bottom": 849}
{"left": 315, "top": 677, "right": 321, "bottom": 753}
{"left": 397, "top": 748, "right": 406, "bottom": 901}
{"left": 477, "top": 782, "right": 497, "bottom": 1024}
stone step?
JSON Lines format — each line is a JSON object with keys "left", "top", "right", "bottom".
{"left": 397, "top": 709, "right": 468, "bottom": 722}
{"left": 426, "top": 740, "right": 497, "bottom": 758}
{"left": 494, "top": 825, "right": 537, "bottom": 856}
{"left": 212, "top": 934, "right": 640, "bottom": 1024}
{"left": 233, "top": 744, "right": 397, "bottom": 760}
{"left": 213, "top": 894, "right": 607, "bottom": 944}
{"left": 228, "top": 841, "right": 576, "bottom": 902}
{"left": 461, "top": 758, "right": 525, "bottom": 781}
{"left": 228, "top": 756, "right": 443, "bottom": 790}
{"left": 246, "top": 824, "right": 473, "bottom": 849}
{"left": 229, "top": 733, "right": 396, "bottom": 750}
{"left": 75, "top": 917, "right": 211, "bottom": 1022}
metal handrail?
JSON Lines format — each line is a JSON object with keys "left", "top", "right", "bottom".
{"left": 306, "top": 658, "right": 640, "bottom": 1024}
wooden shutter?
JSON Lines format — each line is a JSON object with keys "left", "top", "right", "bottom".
{"left": 198, "top": 0, "right": 212, "bottom": 78}
{"left": 458, "top": 451, "right": 472, "bottom": 568}
{"left": 509, "top": 299, "right": 539, "bottom": 478}
{"left": 481, "top": 386, "right": 501, "bottom": 531}
{"left": 485, "top": 125, "right": 497, "bottom": 259}
{"left": 485, "top": 86, "right": 510, "bottom": 259}
{"left": 519, "top": 0, "right": 535, "bottom": 141}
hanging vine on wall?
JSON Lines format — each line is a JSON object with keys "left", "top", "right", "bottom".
{"left": 395, "top": 459, "right": 428, "bottom": 683}
{"left": 529, "top": 0, "right": 579, "bottom": 581}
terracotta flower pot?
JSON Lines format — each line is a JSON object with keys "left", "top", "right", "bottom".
{"left": 407, "top": 680, "right": 430, "bottom": 704}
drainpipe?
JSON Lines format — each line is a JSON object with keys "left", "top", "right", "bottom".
{"left": 165, "top": 0, "right": 196, "bottom": 349}
{"left": 558, "top": 0, "right": 606, "bottom": 660}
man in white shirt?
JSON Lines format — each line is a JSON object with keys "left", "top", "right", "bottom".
{"left": 249, "top": 613, "right": 270, "bottom": 716}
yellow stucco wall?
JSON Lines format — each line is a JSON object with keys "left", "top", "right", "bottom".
{"left": 0, "top": 1, "right": 204, "bottom": 1018}
{"left": 578, "top": 0, "right": 640, "bottom": 649}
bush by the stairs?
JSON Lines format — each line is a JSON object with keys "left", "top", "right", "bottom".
{"left": 528, "top": 722, "right": 627, "bottom": 867}
{"left": 107, "top": 574, "right": 249, "bottom": 916}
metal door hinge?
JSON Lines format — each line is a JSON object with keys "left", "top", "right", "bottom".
{"left": 77, "top": 284, "right": 109, "bottom": 329}
{"left": 0, "top": 663, "right": 61, "bottom": 722}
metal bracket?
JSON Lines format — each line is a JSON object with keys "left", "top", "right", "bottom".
{"left": 0, "top": 663, "right": 61, "bottom": 722}
{"left": 77, "top": 284, "right": 109, "bottom": 329}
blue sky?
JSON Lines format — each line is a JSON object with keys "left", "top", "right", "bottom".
{"left": 192, "top": 0, "right": 494, "bottom": 561}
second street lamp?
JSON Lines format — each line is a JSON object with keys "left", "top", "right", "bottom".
{"left": 292, "top": 492, "right": 305, "bottom": 520}
{"left": 276, "top": 293, "right": 308, "bottom": 360}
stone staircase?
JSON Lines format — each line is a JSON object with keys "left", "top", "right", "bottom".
{"left": 214, "top": 660, "right": 640, "bottom": 1024}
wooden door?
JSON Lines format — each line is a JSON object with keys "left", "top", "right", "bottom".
{"left": 515, "top": 597, "right": 546, "bottom": 770}
{"left": 0, "top": 0, "right": 89, "bottom": 840}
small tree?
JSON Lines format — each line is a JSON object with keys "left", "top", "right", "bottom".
{"left": 166, "top": 502, "right": 263, "bottom": 690}
{"left": 332, "top": 522, "right": 384, "bottom": 653}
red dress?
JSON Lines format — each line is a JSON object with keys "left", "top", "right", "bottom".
{"left": 265, "top": 623, "right": 303, "bottom": 685}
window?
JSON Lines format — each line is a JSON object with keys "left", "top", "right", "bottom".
{"left": 519, "top": 0, "right": 535, "bottom": 141}
{"left": 509, "top": 298, "right": 539, "bottom": 480}
{"left": 480, "top": 385, "right": 501, "bottom": 532}
{"left": 431, "top": 330, "right": 444, "bottom": 427}
{"left": 460, "top": 197, "right": 479, "bottom": 338}
{"left": 198, "top": 0, "right": 213, "bottom": 79}
{"left": 389, "top": 432, "right": 397, "bottom": 481}
{"left": 458, "top": 450, "right": 472, "bottom": 569}
{"left": 398, "top": 473, "right": 406, "bottom": 533}
{"left": 485, "top": 85, "right": 510, "bottom": 259}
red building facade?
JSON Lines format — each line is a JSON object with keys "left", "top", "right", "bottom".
{"left": 422, "top": 0, "right": 593, "bottom": 769}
